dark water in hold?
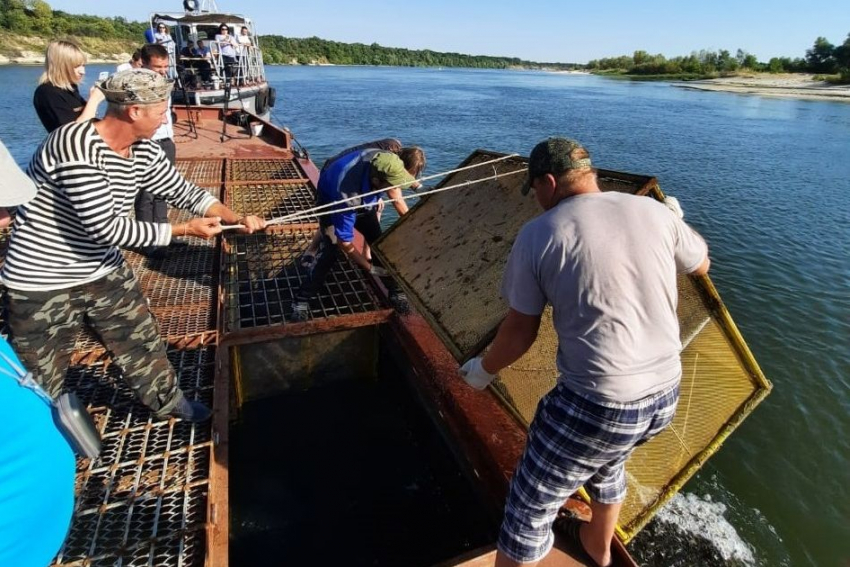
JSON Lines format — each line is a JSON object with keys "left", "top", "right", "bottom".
{"left": 1, "top": 64, "right": 848, "bottom": 566}
{"left": 230, "top": 344, "right": 497, "bottom": 566}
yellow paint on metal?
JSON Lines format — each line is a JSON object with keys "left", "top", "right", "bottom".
{"left": 232, "top": 346, "right": 245, "bottom": 413}
{"left": 374, "top": 150, "right": 772, "bottom": 542}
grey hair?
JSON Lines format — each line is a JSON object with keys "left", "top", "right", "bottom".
{"left": 105, "top": 101, "right": 133, "bottom": 116}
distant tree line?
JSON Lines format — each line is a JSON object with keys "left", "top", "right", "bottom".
{"left": 1, "top": 0, "right": 146, "bottom": 39}
{"left": 4, "top": 1, "right": 848, "bottom": 79}
{"left": 257, "top": 36, "right": 579, "bottom": 70}
{"left": 588, "top": 33, "right": 850, "bottom": 79}
{"left": 0, "top": 1, "right": 580, "bottom": 70}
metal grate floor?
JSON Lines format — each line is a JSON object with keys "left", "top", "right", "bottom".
{"left": 222, "top": 231, "right": 381, "bottom": 332}
{"left": 2, "top": 152, "right": 391, "bottom": 566}
{"left": 226, "top": 158, "right": 306, "bottom": 182}
{"left": 175, "top": 159, "right": 224, "bottom": 186}
{"left": 51, "top": 348, "right": 215, "bottom": 567}
{"left": 225, "top": 182, "right": 318, "bottom": 223}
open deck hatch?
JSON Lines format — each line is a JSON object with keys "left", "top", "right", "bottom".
{"left": 229, "top": 327, "right": 499, "bottom": 565}
{"left": 373, "top": 150, "right": 772, "bottom": 542}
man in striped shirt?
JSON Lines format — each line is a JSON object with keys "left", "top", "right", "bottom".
{"left": 0, "top": 69, "right": 264, "bottom": 422}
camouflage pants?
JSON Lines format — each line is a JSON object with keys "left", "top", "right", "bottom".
{"left": 4, "top": 263, "right": 183, "bottom": 416}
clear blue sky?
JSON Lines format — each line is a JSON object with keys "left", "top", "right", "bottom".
{"left": 46, "top": 0, "right": 849, "bottom": 63}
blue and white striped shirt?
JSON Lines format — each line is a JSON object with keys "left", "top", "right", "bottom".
{"left": 0, "top": 121, "right": 217, "bottom": 291}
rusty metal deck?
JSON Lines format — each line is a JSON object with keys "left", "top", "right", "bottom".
{"left": 3, "top": 115, "right": 642, "bottom": 566}
{"left": 0, "top": 112, "right": 395, "bottom": 567}
{"left": 221, "top": 230, "right": 385, "bottom": 337}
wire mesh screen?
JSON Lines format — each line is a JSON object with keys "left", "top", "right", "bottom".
{"left": 226, "top": 158, "right": 306, "bottom": 182}
{"left": 225, "top": 182, "right": 318, "bottom": 223}
{"left": 222, "top": 231, "right": 381, "bottom": 333}
{"left": 490, "top": 274, "right": 768, "bottom": 540}
{"left": 375, "top": 150, "right": 770, "bottom": 542}
{"left": 50, "top": 347, "right": 215, "bottom": 567}
{"left": 374, "top": 152, "right": 533, "bottom": 358}
{"left": 175, "top": 159, "right": 224, "bottom": 186}
{"left": 374, "top": 151, "right": 657, "bottom": 358}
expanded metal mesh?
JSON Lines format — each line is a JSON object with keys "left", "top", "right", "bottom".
{"left": 51, "top": 348, "right": 215, "bottom": 567}
{"left": 376, "top": 150, "right": 770, "bottom": 543}
{"left": 70, "top": 243, "right": 218, "bottom": 369}
{"left": 489, "top": 274, "right": 765, "bottom": 539}
{"left": 225, "top": 182, "right": 318, "bottom": 223}
{"left": 226, "top": 159, "right": 306, "bottom": 182}
{"left": 222, "top": 231, "right": 380, "bottom": 332}
{"left": 175, "top": 159, "right": 224, "bottom": 186}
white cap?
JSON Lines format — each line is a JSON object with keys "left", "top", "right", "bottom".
{"left": 0, "top": 140, "right": 37, "bottom": 207}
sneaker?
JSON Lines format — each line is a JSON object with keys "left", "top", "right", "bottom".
{"left": 291, "top": 300, "right": 310, "bottom": 322}
{"left": 169, "top": 398, "right": 212, "bottom": 423}
{"left": 388, "top": 290, "right": 410, "bottom": 314}
{"left": 299, "top": 253, "right": 316, "bottom": 270}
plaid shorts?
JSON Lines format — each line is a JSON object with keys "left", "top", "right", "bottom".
{"left": 498, "top": 381, "right": 679, "bottom": 563}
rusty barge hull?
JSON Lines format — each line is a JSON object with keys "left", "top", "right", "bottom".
{"left": 26, "top": 106, "right": 638, "bottom": 567}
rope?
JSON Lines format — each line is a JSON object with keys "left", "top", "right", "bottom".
{"left": 267, "top": 153, "right": 522, "bottom": 225}
{"left": 220, "top": 166, "right": 527, "bottom": 230}
{"left": 264, "top": 166, "right": 527, "bottom": 226}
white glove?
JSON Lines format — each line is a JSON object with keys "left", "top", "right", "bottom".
{"left": 663, "top": 196, "right": 684, "bottom": 219}
{"left": 458, "top": 357, "right": 496, "bottom": 391}
{"left": 369, "top": 265, "right": 389, "bottom": 277}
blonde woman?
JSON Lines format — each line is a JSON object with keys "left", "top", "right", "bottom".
{"left": 32, "top": 40, "right": 105, "bottom": 133}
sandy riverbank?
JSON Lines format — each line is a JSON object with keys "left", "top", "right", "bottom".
{"left": 674, "top": 74, "right": 850, "bottom": 103}
{"left": 0, "top": 54, "right": 128, "bottom": 66}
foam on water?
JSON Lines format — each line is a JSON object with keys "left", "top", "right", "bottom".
{"left": 656, "top": 492, "right": 756, "bottom": 565}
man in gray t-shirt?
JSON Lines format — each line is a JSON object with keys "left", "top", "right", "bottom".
{"left": 458, "top": 138, "right": 709, "bottom": 567}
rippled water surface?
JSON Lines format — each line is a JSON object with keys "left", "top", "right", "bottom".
{"left": 1, "top": 65, "right": 848, "bottom": 566}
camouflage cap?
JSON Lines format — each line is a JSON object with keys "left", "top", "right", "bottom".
{"left": 97, "top": 69, "right": 172, "bottom": 105}
{"left": 521, "top": 137, "right": 593, "bottom": 195}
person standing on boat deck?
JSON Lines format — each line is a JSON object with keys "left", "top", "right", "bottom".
{"left": 153, "top": 23, "right": 176, "bottom": 67}
{"left": 0, "top": 69, "right": 265, "bottom": 424}
{"left": 238, "top": 26, "right": 253, "bottom": 49}
{"left": 458, "top": 138, "right": 710, "bottom": 567}
{"left": 290, "top": 144, "right": 426, "bottom": 321}
{"left": 117, "top": 49, "right": 143, "bottom": 73}
{"left": 300, "top": 138, "right": 405, "bottom": 269}
{"left": 33, "top": 40, "right": 105, "bottom": 133}
{"left": 215, "top": 24, "right": 240, "bottom": 79}
{"left": 136, "top": 43, "right": 181, "bottom": 256}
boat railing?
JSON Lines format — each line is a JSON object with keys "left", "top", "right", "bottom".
{"left": 210, "top": 41, "right": 266, "bottom": 86}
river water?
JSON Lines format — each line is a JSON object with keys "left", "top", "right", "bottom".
{"left": 1, "top": 65, "right": 848, "bottom": 567}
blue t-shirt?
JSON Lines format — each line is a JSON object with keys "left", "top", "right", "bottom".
{"left": 317, "top": 148, "right": 380, "bottom": 243}
{"left": 0, "top": 338, "right": 75, "bottom": 567}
